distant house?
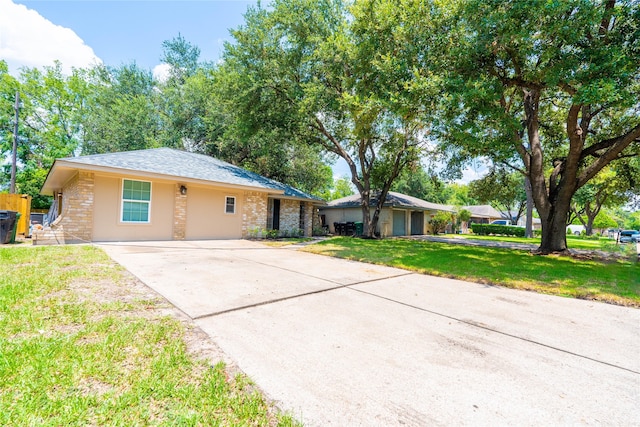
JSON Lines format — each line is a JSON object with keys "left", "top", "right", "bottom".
{"left": 501, "top": 209, "right": 542, "bottom": 230}
{"left": 319, "top": 191, "right": 453, "bottom": 237}
{"left": 37, "top": 148, "right": 323, "bottom": 244}
{"left": 462, "top": 205, "right": 504, "bottom": 224}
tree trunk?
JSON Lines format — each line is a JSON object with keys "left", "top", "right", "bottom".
{"left": 585, "top": 216, "right": 595, "bottom": 236}
{"left": 362, "top": 201, "right": 384, "bottom": 238}
{"left": 524, "top": 176, "right": 533, "bottom": 238}
{"left": 537, "top": 196, "right": 572, "bottom": 254}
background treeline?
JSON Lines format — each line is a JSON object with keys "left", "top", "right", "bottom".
{"left": 1, "top": 0, "right": 639, "bottom": 247}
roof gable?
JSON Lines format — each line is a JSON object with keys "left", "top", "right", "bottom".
{"left": 325, "top": 191, "right": 453, "bottom": 212}
{"left": 42, "top": 148, "right": 321, "bottom": 201}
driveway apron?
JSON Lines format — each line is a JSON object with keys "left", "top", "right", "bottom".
{"left": 100, "top": 240, "right": 640, "bottom": 426}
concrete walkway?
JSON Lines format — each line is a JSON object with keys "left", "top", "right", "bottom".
{"left": 99, "top": 240, "right": 640, "bottom": 426}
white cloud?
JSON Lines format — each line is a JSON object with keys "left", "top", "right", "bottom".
{"left": 0, "top": 0, "right": 101, "bottom": 75}
{"left": 152, "top": 63, "right": 171, "bottom": 83}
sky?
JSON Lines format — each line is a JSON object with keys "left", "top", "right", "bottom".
{"left": 1, "top": 0, "right": 256, "bottom": 76}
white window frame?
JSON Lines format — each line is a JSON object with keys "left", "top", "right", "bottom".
{"left": 225, "top": 196, "right": 236, "bottom": 214}
{"left": 121, "top": 179, "right": 152, "bottom": 223}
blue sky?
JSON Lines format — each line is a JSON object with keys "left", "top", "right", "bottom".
{"left": 2, "top": 0, "right": 257, "bottom": 75}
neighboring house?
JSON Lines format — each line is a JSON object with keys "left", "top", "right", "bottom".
{"left": 36, "top": 148, "right": 323, "bottom": 244}
{"left": 319, "top": 191, "right": 453, "bottom": 237}
{"left": 463, "top": 205, "right": 504, "bottom": 224}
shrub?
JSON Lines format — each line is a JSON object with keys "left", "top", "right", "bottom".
{"left": 471, "top": 224, "right": 526, "bottom": 237}
{"left": 265, "top": 229, "right": 279, "bottom": 239}
{"left": 430, "top": 211, "right": 452, "bottom": 234}
{"left": 313, "top": 226, "right": 329, "bottom": 236}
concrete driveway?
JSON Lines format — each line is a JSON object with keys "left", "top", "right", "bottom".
{"left": 100, "top": 240, "right": 640, "bottom": 426}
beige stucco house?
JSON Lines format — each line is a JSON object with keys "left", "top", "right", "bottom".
{"left": 36, "top": 148, "right": 323, "bottom": 244}
{"left": 319, "top": 191, "right": 453, "bottom": 237}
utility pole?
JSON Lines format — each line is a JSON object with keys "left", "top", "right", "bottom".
{"left": 10, "top": 91, "right": 19, "bottom": 194}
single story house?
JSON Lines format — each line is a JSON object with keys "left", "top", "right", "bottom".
{"left": 320, "top": 191, "right": 453, "bottom": 237}
{"left": 37, "top": 148, "right": 323, "bottom": 244}
{"left": 502, "top": 209, "right": 542, "bottom": 230}
{"left": 462, "top": 205, "right": 504, "bottom": 224}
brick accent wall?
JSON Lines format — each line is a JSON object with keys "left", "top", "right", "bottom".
{"left": 51, "top": 171, "right": 94, "bottom": 243}
{"left": 303, "top": 202, "right": 314, "bottom": 237}
{"left": 173, "top": 184, "right": 187, "bottom": 240}
{"left": 242, "top": 191, "right": 268, "bottom": 237}
{"left": 278, "top": 199, "right": 300, "bottom": 234}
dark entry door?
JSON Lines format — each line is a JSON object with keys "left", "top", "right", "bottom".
{"left": 410, "top": 211, "right": 424, "bottom": 235}
{"left": 273, "top": 199, "right": 280, "bottom": 230}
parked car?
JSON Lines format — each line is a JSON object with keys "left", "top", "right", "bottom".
{"left": 619, "top": 230, "right": 640, "bottom": 243}
{"left": 491, "top": 219, "right": 512, "bottom": 226}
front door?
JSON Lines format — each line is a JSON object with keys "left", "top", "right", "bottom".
{"left": 273, "top": 199, "right": 280, "bottom": 230}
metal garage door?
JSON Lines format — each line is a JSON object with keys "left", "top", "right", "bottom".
{"left": 410, "top": 211, "right": 424, "bottom": 235}
{"left": 392, "top": 210, "right": 406, "bottom": 236}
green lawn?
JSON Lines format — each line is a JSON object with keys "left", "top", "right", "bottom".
{"left": 0, "top": 245, "right": 298, "bottom": 426}
{"left": 447, "top": 233, "right": 615, "bottom": 250}
{"left": 303, "top": 237, "right": 640, "bottom": 307}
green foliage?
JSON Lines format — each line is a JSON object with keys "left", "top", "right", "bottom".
{"left": 0, "top": 61, "right": 89, "bottom": 205}
{"left": 435, "top": 0, "right": 640, "bottom": 252}
{"left": 457, "top": 208, "right": 472, "bottom": 223}
{"left": 216, "top": 0, "right": 439, "bottom": 236}
{"left": 81, "top": 63, "right": 159, "bottom": 155}
{"left": 469, "top": 169, "right": 526, "bottom": 222}
{"left": 592, "top": 210, "right": 618, "bottom": 230}
{"left": 320, "top": 176, "right": 355, "bottom": 201}
{"left": 429, "top": 211, "right": 452, "bottom": 234}
{"left": 391, "top": 166, "right": 462, "bottom": 204}
{"left": 471, "top": 224, "right": 526, "bottom": 237}
{"left": 624, "top": 211, "right": 640, "bottom": 230}
{"left": 265, "top": 229, "right": 279, "bottom": 239}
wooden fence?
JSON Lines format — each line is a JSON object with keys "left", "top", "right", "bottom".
{"left": 0, "top": 193, "right": 32, "bottom": 236}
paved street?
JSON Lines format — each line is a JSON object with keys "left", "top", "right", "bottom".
{"left": 100, "top": 240, "right": 640, "bottom": 426}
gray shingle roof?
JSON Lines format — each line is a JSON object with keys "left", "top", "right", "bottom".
{"left": 462, "top": 205, "right": 503, "bottom": 218}
{"left": 56, "top": 148, "right": 321, "bottom": 201}
{"left": 325, "top": 191, "right": 453, "bottom": 212}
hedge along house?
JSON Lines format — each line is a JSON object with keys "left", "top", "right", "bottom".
{"left": 36, "top": 148, "right": 323, "bottom": 244}
{"left": 320, "top": 191, "right": 454, "bottom": 237}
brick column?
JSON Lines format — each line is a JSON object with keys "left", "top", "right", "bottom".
{"left": 304, "top": 202, "right": 314, "bottom": 237}
{"left": 173, "top": 184, "right": 187, "bottom": 240}
{"left": 50, "top": 171, "right": 94, "bottom": 243}
{"left": 242, "top": 191, "right": 268, "bottom": 238}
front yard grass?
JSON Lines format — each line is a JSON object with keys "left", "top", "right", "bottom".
{"left": 449, "top": 233, "right": 613, "bottom": 250}
{"left": 302, "top": 237, "right": 640, "bottom": 307}
{"left": 0, "top": 245, "right": 298, "bottom": 426}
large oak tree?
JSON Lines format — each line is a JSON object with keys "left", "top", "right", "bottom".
{"left": 216, "top": 0, "right": 438, "bottom": 236}
{"left": 437, "top": 0, "right": 640, "bottom": 253}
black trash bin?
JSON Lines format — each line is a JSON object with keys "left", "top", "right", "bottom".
{"left": 0, "top": 210, "right": 18, "bottom": 244}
